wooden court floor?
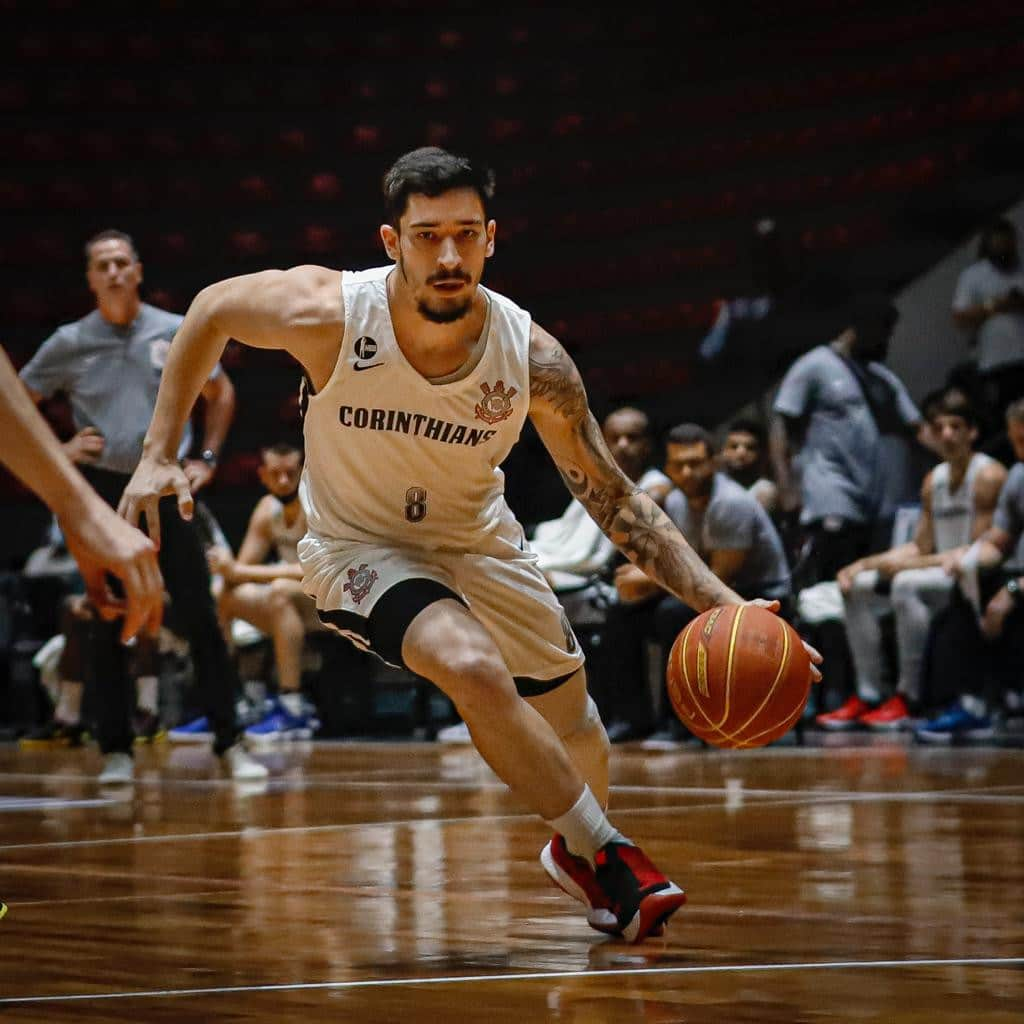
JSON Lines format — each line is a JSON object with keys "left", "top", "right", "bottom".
{"left": 0, "top": 736, "right": 1021, "bottom": 1022}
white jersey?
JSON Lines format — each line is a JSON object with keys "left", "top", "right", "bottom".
{"left": 931, "top": 452, "right": 996, "bottom": 552}
{"left": 300, "top": 266, "right": 531, "bottom": 554}
{"left": 268, "top": 497, "right": 306, "bottom": 564}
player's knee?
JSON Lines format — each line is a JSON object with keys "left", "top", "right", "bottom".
{"left": 563, "top": 693, "right": 605, "bottom": 742}
{"left": 440, "top": 650, "right": 514, "bottom": 714}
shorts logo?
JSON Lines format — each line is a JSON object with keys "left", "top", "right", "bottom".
{"left": 343, "top": 563, "right": 379, "bottom": 604}
{"left": 474, "top": 380, "right": 517, "bottom": 425}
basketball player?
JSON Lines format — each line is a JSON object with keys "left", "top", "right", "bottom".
{"left": 119, "top": 148, "right": 821, "bottom": 942}
{"left": 208, "top": 442, "right": 323, "bottom": 740}
{"left": 830, "top": 391, "right": 1005, "bottom": 730}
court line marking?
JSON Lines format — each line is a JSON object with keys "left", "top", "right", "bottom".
{"left": 3, "top": 769, "right": 1023, "bottom": 804}
{"left": 2, "top": 786, "right": 1022, "bottom": 853}
{"left": 1, "top": 956, "right": 1021, "bottom": 1005}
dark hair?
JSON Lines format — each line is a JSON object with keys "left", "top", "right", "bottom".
{"left": 847, "top": 290, "right": 899, "bottom": 335}
{"left": 978, "top": 217, "right": 1017, "bottom": 261}
{"left": 724, "top": 417, "right": 765, "bottom": 445}
{"left": 84, "top": 228, "right": 138, "bottom": 265}
{"left": 931, "top": 389, "right": 978, "bottom": 428}
{"left": 666, "top": 422, "right": 716, "bottom": 455}
{"left": 382, "top": 147, "right": 496, "bottom": 225}
{"left": 261, "top": 441, "right": 303, "bottom": 460}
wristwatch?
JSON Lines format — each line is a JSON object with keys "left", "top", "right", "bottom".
{"left": 200, "top": 448, "right": 219, "bottom": 468}
{"left": 1006, "top": 578, "right": 1022, "bottom": 605}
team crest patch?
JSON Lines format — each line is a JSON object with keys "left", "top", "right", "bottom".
{"left": 343, "top": 563, "right": 379, "bottom": 604}
{"left": 474, "top": 380, "right": 518, "bottom": 425}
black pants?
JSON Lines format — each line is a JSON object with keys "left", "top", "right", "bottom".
{"left": 82, "top": 467, "right": 238, "bottom": 755}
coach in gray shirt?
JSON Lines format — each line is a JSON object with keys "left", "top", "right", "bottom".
{"left": 18, "top": 229, "right": 263, "bottom": 782}
{"left": 770, "top": 293, "right": 925, "bottom": 582}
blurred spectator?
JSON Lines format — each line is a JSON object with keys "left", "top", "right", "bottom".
{"left": 616, "top": 423, "right": 791, "bottom": 746}
{"left": 718, "top": 417, "right": 779, "bottom": 515}
{"left": 927, "top": 397, "right": 1024, "bottom": 741}
{"left": 952, "top": 217, "right": 1024, "bottom": 452}
{"left": 822, "top": 392, "right": 1006, "bottom": 731}
{"left": 770, "top": 293, "right": 929, "bottom": 586}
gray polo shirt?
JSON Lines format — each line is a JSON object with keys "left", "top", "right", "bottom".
{"left": 19, "top": 303, "right": 220, "bottom": 474}
{"left": 952, "top": 258, "right": 1024, "bottom": 374}
{"left": 993, "top": 462, "right": 1024, "bottom": 572}
{"left": 773, "top": 344, "right": 920, "bottom": 525}
{"left": 665, "top": 473, "right": 791, "bottom": 599}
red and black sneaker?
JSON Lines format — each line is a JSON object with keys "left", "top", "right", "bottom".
{"left": 593, "top": 841, "right": 686, "bottom": 943}
{"left": 541, "top": 834, "right": 619, "bottom": 933}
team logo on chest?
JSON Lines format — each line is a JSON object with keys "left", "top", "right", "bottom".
{"left": 343, "top": 563, "right": 379, "bottom": 604}
{"left": 474, "top": 380, "right": 518, "bottom": 425}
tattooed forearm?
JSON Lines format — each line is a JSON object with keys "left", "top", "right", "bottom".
{"left": 608, "top": 491, "right": 737, "bottom": 610}
{"left": 529, "top": 336, "right": 589, "bottom": 419}
{"left": 567, "top": 465, "right": 738, "bottom": 610}
{"left": 528, "top": 322, "right": 741, "bottom": 611}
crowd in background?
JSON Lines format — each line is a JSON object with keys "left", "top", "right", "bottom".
{"left": 2, "top": 214, "right": 1023, "bottom": 771}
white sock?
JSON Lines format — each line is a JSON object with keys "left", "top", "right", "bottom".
{"left": 279, "top": 691, "right": 304, "bottom": 716}
{"left": 136, "top": 676, "right": 159, "bottom": 714}
{"left": 546, "top": 785, "right": 630, "bottom": 866}
{"left": 55, "top": 681, "right": 83, "bottom": 726}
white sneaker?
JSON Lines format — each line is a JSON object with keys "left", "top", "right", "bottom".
{"left": 437, "top": 721, "right": 471, "bottom": 744}
{"left": 98, "top": 752, "right": 134, "bottom": 784}
{"left": 222, "top": 744, "right": 269, "bottom": 780}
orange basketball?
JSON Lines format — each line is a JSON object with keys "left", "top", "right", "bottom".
{"left": 666, "top": 604, "right": 811, "bottom": 749}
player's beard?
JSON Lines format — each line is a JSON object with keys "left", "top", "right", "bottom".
{"left": 400, "top": 257, "right": 474, "bottom": 323}
{"left": 417, "top": 299, "right": 472, "bottom": 323}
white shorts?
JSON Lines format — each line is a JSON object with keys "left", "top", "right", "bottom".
{"left": 298, "top": 535, "right": 585, "bottom": 692}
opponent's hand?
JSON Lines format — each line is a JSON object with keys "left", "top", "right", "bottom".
{"left": 748, "top": 598, "right": 823, "bottom": 683}
{"left": 117, "top": 456, "right": 193, "bottom": 549}
{"left": 61, "top": 497, "right": 163, "bottom": 641}
{"left": 63, "top": 426, "right": 105, "bottom": 465}
{"left": 182, "top": 458, "right": 214, "bottom": 493}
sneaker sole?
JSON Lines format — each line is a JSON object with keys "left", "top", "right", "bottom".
{"left": 541, "top": 841, "right": 591, "bottom": 907}
{"left": 815, "top": 720, "right": 863, "bottom": 731}
{"left": 541, "top": 842, "right": 623, "bottom": 934}
{"left": 168, "top": 733, "right": 214, "bottom": 743}
{"left": 864, "top": 720, "right": 910, "bottom": 732}
{"left": 914, "top": 730, "right": 953, "bottom": 744}
{"left": 621, "top": 884, "right": 687, "bottom": 943}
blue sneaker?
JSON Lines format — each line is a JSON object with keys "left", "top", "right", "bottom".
{"left": 914, "top": 702, "right": 994, "bottom": 744}
{"left": 244, "top": 700, "right": 319, "bottom": 743}
{"left": 168, "top": 715, "right": 213, "bottom": 743}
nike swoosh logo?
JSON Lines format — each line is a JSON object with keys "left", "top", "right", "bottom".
{"left": 353, "top": 362, "right": 384, "bottom": 372}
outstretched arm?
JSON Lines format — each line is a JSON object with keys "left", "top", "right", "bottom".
{"left": 527, "top": 325, "right": 741, "bottom": 613}
{"left": 0, "top": 346, "right": 163, "bottom": 640}
{"left": 119, "top": 265, "right": 343, "bottom": 543}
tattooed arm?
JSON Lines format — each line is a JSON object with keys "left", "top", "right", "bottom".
{"left": 527, "top": 324, "right": 742, "bottom": 612}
